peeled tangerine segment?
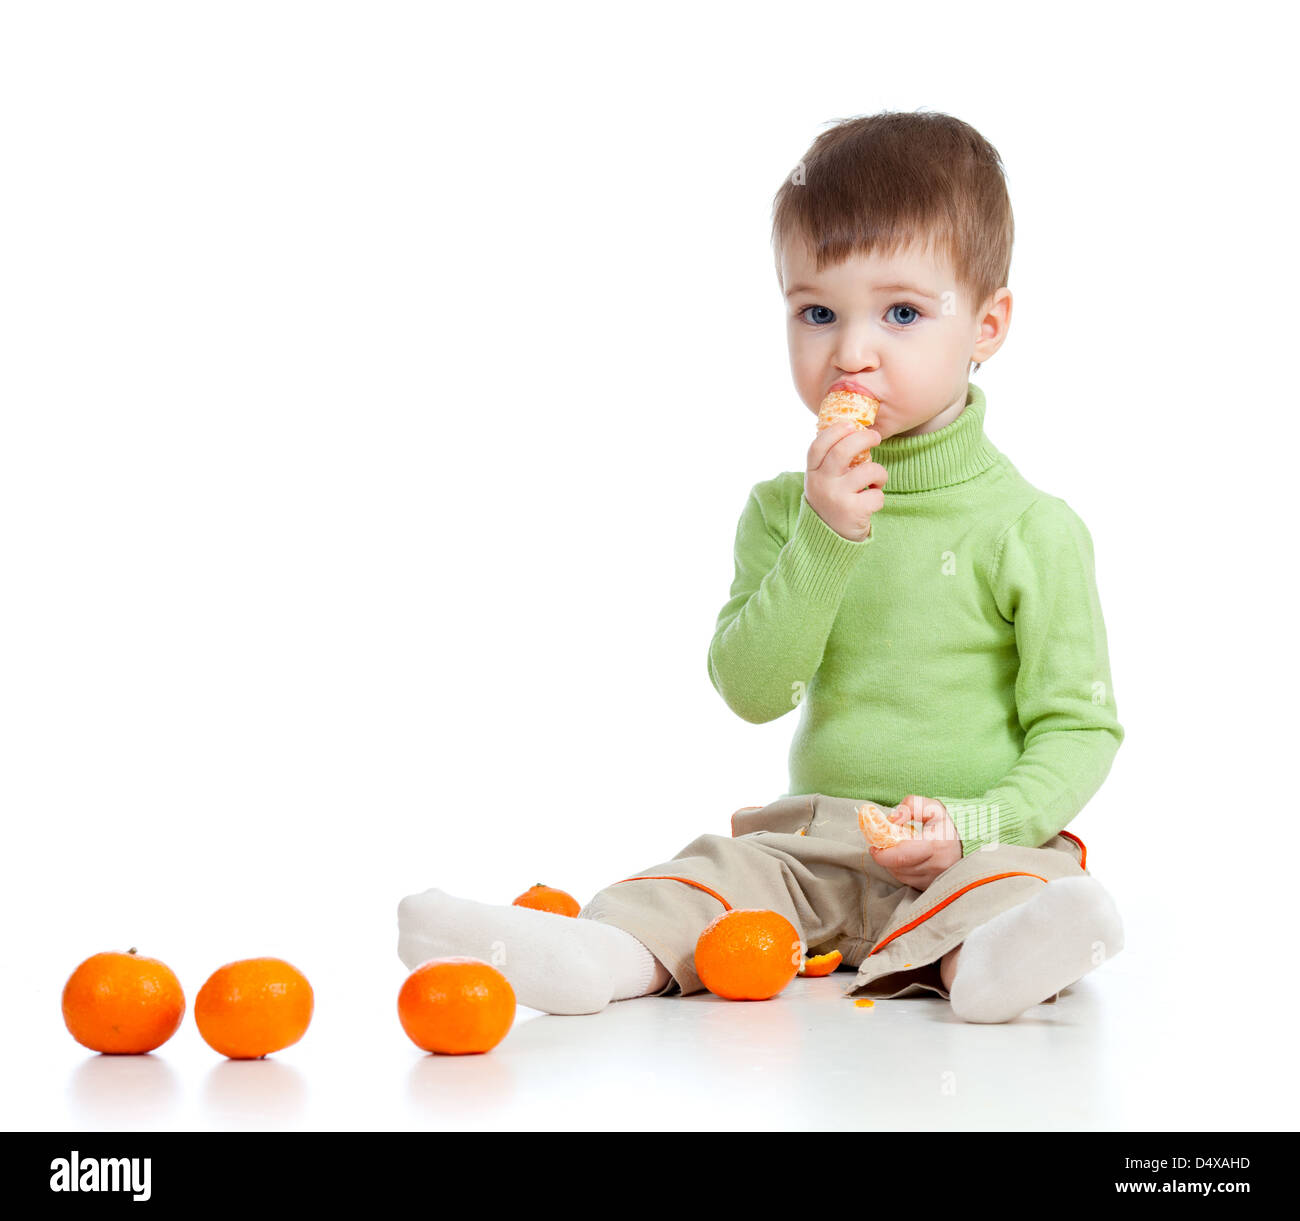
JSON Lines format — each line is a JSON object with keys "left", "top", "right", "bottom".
{"left": 857, "top": 803, "right": 915, "bottom": 850}
{"left": 817, "top": 389, "right": 880, "bottom": 468}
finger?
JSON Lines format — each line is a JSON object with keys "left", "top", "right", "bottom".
{"left": 854, "top": 486, "right": 885, "bottom": 519}
{"left": 807, "top": 420, "right": 860, "bottom": 471}
{"left": 917, "top": 799, "right": 953, "bottom": 832}
{"left": 852, "top": 459, "right": 889, "bottom": 493}
{"left": 827, "top": 427, "right": 882, "bottom": 476}
{"left": 903, "top": 795, "right": 939, "bottom": 825}
{"left": 920, "top": 813, "right": 958, "bottom": 841}
{"left": 891, "top": 795, "right": 919, "bottom": 823}
{"left": 906, "top": 796, "right": 932, "bottom": 832}
{"left": 877, "top": 838, "right": 930, "bottom": 865}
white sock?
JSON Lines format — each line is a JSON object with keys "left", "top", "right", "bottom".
{"left": 947, "top": 876, "right": 1124, "bottom": 1024}
{"left": 397, "top": 887, "right": 672, "bottom": 1015}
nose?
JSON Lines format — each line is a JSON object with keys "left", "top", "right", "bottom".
{"left": 833, "top": 325, "right": 880, "bottom": 375}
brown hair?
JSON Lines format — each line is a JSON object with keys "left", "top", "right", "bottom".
{"left": 771, "top": 109, "right": 1014, "bottom": 321}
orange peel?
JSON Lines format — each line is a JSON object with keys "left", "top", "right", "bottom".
{"left": 799, "top": 950, "right": 842, "bottom": 977}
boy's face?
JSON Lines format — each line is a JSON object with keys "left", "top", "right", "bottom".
{"left": 781, "top": 236, "right": 1011, "bottom": 439}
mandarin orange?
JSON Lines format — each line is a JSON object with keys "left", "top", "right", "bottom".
{"left": 398, "top": 956, "right": 516, "bottom": 1054}
{"left": 511, "top": 883, "right": 581, "bottom": 917}
{"left": 694, "top": 908, "right": 802, "bottom": 1001}
{"left": 61, "top": 948, "right": 186, "bottom": 1054}
{"left": 194, "top": 957, "right": 313, "bottom": 1059}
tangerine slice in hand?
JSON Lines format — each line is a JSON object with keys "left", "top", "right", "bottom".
{"left": 857, "top": 803, "right": 914, "bottom": 850}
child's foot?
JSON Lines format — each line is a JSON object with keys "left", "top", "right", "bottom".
{"left": 947, "top": 876, "right": 1124, "bottom": 1024}
{"left": 396, "top": 887, "right": 672, "bottom": 1015}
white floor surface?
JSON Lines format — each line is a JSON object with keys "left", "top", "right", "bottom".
{"left": 15, "top": 936, "right": 1292, "bottom": 1132}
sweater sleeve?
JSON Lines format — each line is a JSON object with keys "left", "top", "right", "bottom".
{"left": 707, "top": 476, "right": 873, "bottom": 724}
{"left": 933, "top": 496, "right": 1124, "bottom": 856}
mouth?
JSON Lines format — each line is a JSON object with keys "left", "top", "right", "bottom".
{"left": 828, "top": 379, "right": 880, "bottom": 401}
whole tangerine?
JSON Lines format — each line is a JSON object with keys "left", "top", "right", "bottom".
{"left": 61, "top": 948, "right": 186, "bottom": 1054}
{"left": 398, "top": 956, "right": 516, "bottom": 1055}
{"left": 511, "top": 883, "right": 581, "bottom": 917}
{"left": 694, "top": 908, "right": 802, "bottom": 1001}
{"left": 194, "top": 957, "right": 313, "bottom": 1059}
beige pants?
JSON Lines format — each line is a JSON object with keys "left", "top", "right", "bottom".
{"left": 579, "top": 792, "right": 1093, "bottom": 1001}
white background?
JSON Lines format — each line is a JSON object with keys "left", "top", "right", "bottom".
{"left": 2, "top": 0, "right": 1297, "bottom": 1131}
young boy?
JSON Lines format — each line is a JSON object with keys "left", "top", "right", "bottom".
{"left": 398, "top": 110, "right": 1125, "bottom": 1024}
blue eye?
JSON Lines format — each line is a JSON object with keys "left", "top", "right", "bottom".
{"left": 888, "top": 303, "right": 921, "bottom": 326}
{"left": 796, "top": 305, "right": 835, "bottom": 326}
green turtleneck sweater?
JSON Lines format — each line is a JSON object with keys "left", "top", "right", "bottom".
{"left": 706, "top": 382, "right": 1123, "bottom": 857}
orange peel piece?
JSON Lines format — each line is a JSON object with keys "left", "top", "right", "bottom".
{"left": 798, "top": 950, "right": 842, "bottom": 977}
{"left": 857, "top": 802, "right": 915, "bottom": 850}
{"left": 817, "top": 388, "right": 880, "bottom": 469}
{"left": 854, "top": 998, "right": 875, "bottom": 1008}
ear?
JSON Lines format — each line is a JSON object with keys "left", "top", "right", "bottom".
{"left": 971, "top": 287, "right": 1013, "bottom": 366}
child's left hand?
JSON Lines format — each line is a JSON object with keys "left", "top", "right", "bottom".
{"left": 869, "top": 795, "right": 963, "bottom": 890}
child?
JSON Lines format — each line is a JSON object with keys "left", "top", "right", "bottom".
{"left": 398, "top": 110, "right": 1125, "bottom": 1024}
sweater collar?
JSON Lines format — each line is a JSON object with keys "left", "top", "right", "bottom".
{"left": 872, "top": 381, "right": 1000, "bottom": 493}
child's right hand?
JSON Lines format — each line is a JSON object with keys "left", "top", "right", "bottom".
{"left": 803, "top": 420, "right": 887, "bottom": 542}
